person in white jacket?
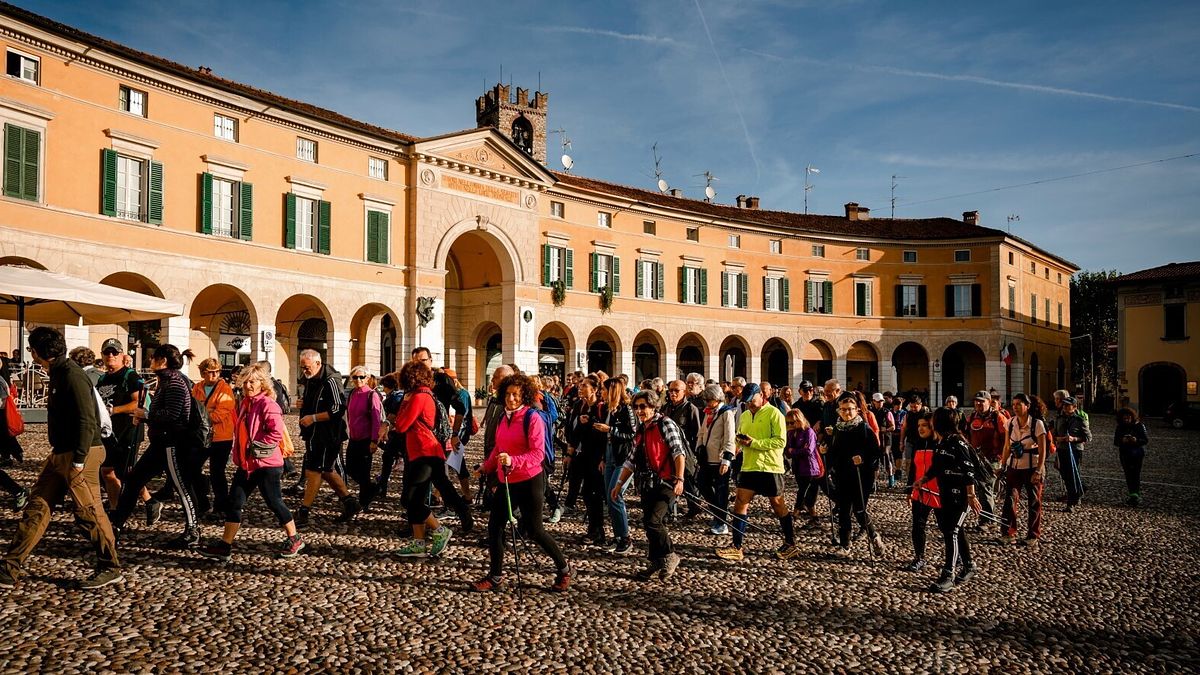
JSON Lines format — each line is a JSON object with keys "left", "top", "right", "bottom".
{"left": 695, "top": 384, "right": 737, "bottom": 535}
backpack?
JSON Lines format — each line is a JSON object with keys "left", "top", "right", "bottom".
{"left": 652, "top": 416, "right": 698, "bottom": 479}
{"left": 183, "top": 376, "right": 213, "bottom": 449}
{"left": 272, "top": 378, "right": 292, "bottom": 414}
{"left": 419, "top": 391, "right": 453, "bottom": 448}
{"left": 91, "top": 387, "right": 113, "bottom": 439}
{"left": 523, "top": 406, "right": 556, "bottom": 465}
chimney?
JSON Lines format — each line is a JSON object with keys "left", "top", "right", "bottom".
{"left": 963, "top": 210, "right": 979, "bottom": 226}
{"left": 746, "top": 196, "right": 760, "bottom": 210}
{"left": 669, "top": 188, "right": 683, "bottom": 197}
{"left": 845, "top": 203, "right": 870, "bottom": 220}
{"left": 736, "top": 195, "right": 747, "bottom": 208}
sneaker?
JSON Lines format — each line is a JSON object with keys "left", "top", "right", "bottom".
{"left": 456, "top": 507, "right": 475, "bottom": 535}
{"left": 167, "top": 528, "right": 201, "bottom": 550}
{"left": 852, "top": 528, "right": 866, "bottom": 542}
{"left": 393, "top": 538, "right": 430, "bottom": 558}
{"left": 429, "top": 526, "right": 454, "bottom": 557}
{"left": 954, "top": 562, "right": 977, "bottom": 585}
{"left": 1127, "top": 493, "right": 1141, "bottom": 507}
{"left": 144, "top": 499, "right": 163, "bottom": 527}
{"left": 334, "top": 497, "right": 362, "bottom": 523}
{"left": 294, "top": 506, "right": 310, "bottom": 528}
{"left": 887, "top": 475, "right": 896, "bottom": 489}
{"left": 801, "top": 517, "right": 821, "bottom": 531}
{"left": 999, "top": 535, "right": 1017, "bottom": 546}
{"left": 200, "top": 541, "right": 232, "bottom": 563}
{"left": 635, "top": 560, "right": 662, "bottom": 581}
{"left": 660, "top": 552, "right": 681, "bottom": 579}
{"left": 279, "top": 534, "right": 305, "bottom": 559}
{"left": 832, "top": 546, "right": 852, "bottom": 559}
{"left": 13, "top": 489, "right": 27, "bottom": 511}
{"left": 551, "top": 564, "right": 574, "bottom": 592}
{"left": 79, "top": 568, "right": 124, "bottom": 590}
{"left": 869, "top": 534, "right": 887, "bottom": 557}
{"left": 1021, "top": 537, "right": 1040, "bottom": 551}
{"left": 904, "top": 558, "right": 927, "bottom": 573}
{"left": 715, "top": 546, "right": 744, "bottom": 561}
{"left": 709, "top": 523, "right": 729, "bottom": 536}
{"left": 774, "top": 543, "right": 801, "bottom": 560}
{"left": 0, "top": 567, "right": 16, "bottom": 588}
{"left": 929, "top": 573, "right": 955, "bottom": 593}
{"left": 610, "top": 538, "right": 634, "bottom": 556}
{"left": 283, "top": 483, "right": 304, "bottom": 497}
{"left": 548, "top": 507, "right": 563, "bottom": 524}
{"left": 470, "top": 575, "right": 503, "bottom": 592}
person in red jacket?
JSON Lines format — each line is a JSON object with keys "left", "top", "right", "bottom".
{"left": 391, "top": 361, "right": 454, "bottom": 558}
{"left": 904, "top": 410, "right": 937, "bottom": 572}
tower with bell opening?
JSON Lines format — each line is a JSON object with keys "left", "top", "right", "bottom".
{"left": 476, "top": 83, "right": 548, "bottom": 164}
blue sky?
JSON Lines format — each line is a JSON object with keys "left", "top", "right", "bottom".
{"left": 23, "top": 0, "right": 1199, "bottom": 273}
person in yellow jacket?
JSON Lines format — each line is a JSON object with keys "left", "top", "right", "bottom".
{"left": 715, "top": 383, "right": 798, "bottom": 561}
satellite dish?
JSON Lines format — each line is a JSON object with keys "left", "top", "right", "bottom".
{"left": 561, "top": 154, "right": 574, "bottom": 170}
{"left": 705, "top": 185, "right": 716, "bottom": 200}
{"left": 657, "top": 178, "right": 669, "bottom": 193}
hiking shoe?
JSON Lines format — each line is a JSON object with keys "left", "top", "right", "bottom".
{"left": 144, "top": 499, "right": 163, "bottom": 527}
{"left": 869, "top": 534, "right": 887, "bottom": 557}
{"left": 0, "top": 567, "right": 16, "bottom": 588}
{"left": 393, "top": 539, "right": 430, "bottom": 558}
{"left": 774, "top": 543, "right": 801, "bottom": 560}
{"left": 79, "top": 568, "right": 124, "bottom": 590}
{"left": 635, "top": 560, "right": 662, "bottom": 581}
{"left": 660, "top": 553, "right": 681, "bottom": 579}
{"left": 334, "top": 497, "right": 362, "bottom": 523}
{"left": 954, "top": 562, "right": 977, "bottom": 585}
{"left": 167, "top": 528, "right": 201, "bottom": 550}
{"left": 279, "top": 534, "right": 305, "bottom": 559}
{"left": 1127, "top": 493, "right": 1141, "bottom": 507}
{"left": 200, "top": 541, "right": 232, "bottom": 563}
{"left": 294, "top": 506, "right": 310, "bottom": 528}
{"left": 832, "top": 546, "right": 852, "bottom": 559}
{"left": 904, "top": 558, "right": 927, "bottom": 573}
{"left": 548, "top": 507, "right": 563, "bottom": 524}
{"left": 610, "top": 538, "right": 634, "bottom": 556}
{"left": 801, "top": 517, "right": 822, "bottom": 531}
{"left": 470, "top": 575, "right": 503, "bottom": 592}
{"left": 709, "top": 523, "right": 729, "bottom": 536}
{"left": 551, "top": 564, "right": 574, "bottom": 592}
{"left": 456, "top": 507, "right": 475, "bottom": 535}
{"left": 429, "top": 526, "right": 454, "bottom": 557}
{"left": 929, "top": 573, "right": 955, "bottom": 594}
{"left": 13, "top": 489, "right": 28, "bottom": 511}
{"left": 1021, "top": 537, "right": 1040, "bottom": 551}
{"left": 999, "top": 535, "right": 1017, "bottom": 546}
{"left": 715, "top": 546, "right": 744, "bottom": 561}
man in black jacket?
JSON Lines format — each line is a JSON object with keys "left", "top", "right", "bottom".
{"left": 295, "top": 349, "right": 358, "bottom": 526}
{"left": 1, "top": 327, "right": 121, "bottom": 589}
{"left": 661, "top": 380, "right": 701, "bottom": 517}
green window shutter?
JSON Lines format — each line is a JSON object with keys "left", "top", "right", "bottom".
{"left": 894, "top": 285, "right": 904, "bottom": 317}
{"left": 781, "top": 278, "right": 790, "bottom": 312}
{"left": 918, "top": 285, "right": 927, "bottom": 317}
{"left": 721, "top": 272, "right": 729, "bottom": 307}
{"left": 656, "top": 262, "right": 664, "bottom": 300}
{"left": 2, "top": 124, "right": 19, "bottom": 198}
{"left": 971, "top": 283, "right": 982, "bottom": 317}
{"left": 945, "top": 285, "right": 955, "bottom": 317}
{"left": 565, "top": 248, "right": 574, "bottom": 289}
{"left": 699, "top": 268, "right": 708, "bottom": 305}
{"left": 147, "top": 160, "right": 164, "bottom": 224}
{"left": 20, "top": 127, "right": 37, "bottom": 200}
{"left": 823, "top": 281, "right": 833, "bottom": 314}
{"left": 635, "top": 260, "right": 643, "bottom": 298}
{"left": 284, "top": 193, "right": 297, "bottom": 249}
{"left": 366, "top": 211, "right": 381, "bottom": 263}
{"left": 541, "top": 245, "right": 551, "bottom": 286}
{"left": 239, "top": 181, "right": 253, "bottom": 241}
{"left": 739, "top": 273, "right": 749, "bottom": 309}
{"left": 805, "top": 280, "right": 815, "bottom": 313}
{"left": 199, "top": 172, "right": 213, "bottom": 234}
{"left": 101, "top": 148, "right": 118, "bottom": 216}
{"left": 612, "top": 256, "right": 620, "bottom": 294}
{"left": 679, "top": 267, "right": 688, "bottom": 303}
{"left": 317, "top": 200, "right": 332, "bottom": 255}
{"left": 763, "top": 276, "right": 770, "bottom": 311}
{"left": 589, "top": 252, "right": 598, "bottom": 292}
{"left": 856, "top": 283, "right": 866, "bottom": 317}
{"left": 378, "top": 212, "right": 389, "bottom": 264}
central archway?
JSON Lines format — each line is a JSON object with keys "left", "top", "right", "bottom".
{"left": 586, "top": 326, "right": 621, "bottom": 376}
{"left": 444, "top": 228, "right": 513, "bottom": 383}
{"left": 676, "top": 332, "right": 709, "bottom": 380}
{"left": 762, "top": 338, "right": 791, "bottom": 387}
{"left": 942, "top": 341, "right": 986, "bottom": 404}
{"left": 192, "top": 284, "right": 259, "bottom": 380}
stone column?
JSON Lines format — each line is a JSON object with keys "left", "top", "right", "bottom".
{"left": 833, "top": 358, "right": 847, "bottom": 387}
{"left": 254, "top": 323, "right": 277, "bottom": 373}
{"left": 883, "top": 361, "right": 899, "bottom": 394}
{"left": 663, "top": 350, "right": 678, "bottom": 382}
{"left": 706, "top": 351, "right": 720, "bottom": 382}
{"left": 985, "top": 359, "right": 1006, "bottom": 397}
{"left": 748, "top": 353, "right": 762, "bottom": 384}
{"left": 162, "top": 315, "right": 191, "bottom": 357}
{"left": 617, "top": 349, "right": 634, "bottom": 381}
{"left": 327, "top": 328, "right": 352, "bottom": 376}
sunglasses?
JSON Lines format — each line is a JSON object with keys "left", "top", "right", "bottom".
{"left": 351, "top": 376, "right": 367, "bottom": 380}
{"left": 633, "top": 403, "right": 654, "bottom": 410}
{"left": 203, "top": 370, "right": 221, "bottom": 375}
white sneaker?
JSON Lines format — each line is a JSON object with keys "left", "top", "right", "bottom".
{"left": 709, "top": 523, "right": 729, "bottom": 536}
{"left": 548, "top": 507, "right": 563, "bottom": 524}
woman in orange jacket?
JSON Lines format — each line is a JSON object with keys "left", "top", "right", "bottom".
{"left": 192, "top": 358, "right": 237, "bottom": 515}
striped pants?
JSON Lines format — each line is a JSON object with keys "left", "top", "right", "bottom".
{"left": 111, "top": 440, "right": 198, "bottom": 531}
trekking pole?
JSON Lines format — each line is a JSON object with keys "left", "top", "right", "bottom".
{"left": 502, "top": 465, "right": 523, "bottom": 599}
{"left": 680, "top": 488, "right": 779, "bottom": 536}
{"left": 917, "top": 487, "right": 1009, "bottom": 526}
{"left": 851, "top": 461, "right": 877, "bottom": 554}
{"left": 824, "top": 473, "right": 838, "bottom": 546}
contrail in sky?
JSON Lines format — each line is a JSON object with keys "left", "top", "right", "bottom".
{"left": 535, "top": 25, "right": 681, "bottom": 47}
{"left": 694, "top": 0, "right": 762, "bottom": 183}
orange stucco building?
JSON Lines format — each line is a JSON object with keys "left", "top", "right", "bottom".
{"left": 0, "top": 3, "right": 1075, "bottom": 401}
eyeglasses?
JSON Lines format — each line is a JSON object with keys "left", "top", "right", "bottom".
{"left": 668, "top": 388, "right": 685, "bottom": 393}
{"left": 633, "top": 403, "right": 654, "bottom": 410}
{"left": 351, "top": 376, "right": 367, "bottom": 380}
{"left": 203, "top": 370, "right": 221, "bottom": 375}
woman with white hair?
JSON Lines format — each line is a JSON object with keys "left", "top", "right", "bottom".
{"left": 344, "top": 365, "right": 382, "bottom": 514}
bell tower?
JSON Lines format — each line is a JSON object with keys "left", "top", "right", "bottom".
{"left": 476, "top": 83, "right": 548, "bottom": 164}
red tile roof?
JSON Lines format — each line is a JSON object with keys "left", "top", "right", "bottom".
{"left": 1114, "top": 261, "right": 1200, "bottom": 284}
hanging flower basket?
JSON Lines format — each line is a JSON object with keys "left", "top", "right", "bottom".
{"left": 550, "top": 280, "right": 567, "bottom": 307}
{"left": 598, "top": 285, "right": 614, "bottom": 314}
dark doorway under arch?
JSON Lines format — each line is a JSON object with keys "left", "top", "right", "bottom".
{"left": 1139, "top": 362, "right": 1185, "bottom": 417}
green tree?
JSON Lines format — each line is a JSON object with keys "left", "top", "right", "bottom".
{"left": 1070, "top": 270, "right": 1120, "bottom": 408}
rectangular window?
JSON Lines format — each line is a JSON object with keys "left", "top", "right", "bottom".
{"left": 636, "top": 259, "right": 663, "bottom": 300}
{"left": 296, "top": 137, "right": 317, "bottom": 162}
{"left": 211, "top": 177, "right": 236, "bottom": 237}
{"left": 6, "top": 50, "right": 38, "bottom": 84}
{"left": 729, "top": 234, "right": 741, "bottom": 248}
{"left": 590, "top": 252, "right": 619, "bottom": 292}
{"left": 200, "top": 173, "right": 252, "bottom": 240}
{"left": 295, "top": 196, "right": 316, "bottom": 252}
{"left": 1008, "top": 251, "right": 1014, "bottom": 265}
{"left": 1008, "top": 284, "right": 1016, "bottom": 319}
{"left": 954, "top": 249, "right": 971, "bottom": 262}
{"left": 680, "top": 266, "right": 706, "bottom": 305}
{"left": 597, "top": 211, "right": 612, "bottom": 228}
{"left": 2, "top": 123, "right": 39, "bottom": 201}
{"left": 643, "top": 220, "right": 656, "bottom": 235}
{"left": 119, "top": 86, "right": 146, "bottom": 116}
{"left": 806, "top": 280, "right": 832, "bottom": 314}
{"left": 214, "top": 114, "right": 238, "bottom": 141}
{"left": 812, "top": 244, "right": 825, "bottom": 258}
{"left": 769, "top": 239, "right": 782, "bottom": 255}
{"left": 546, "top": 246, "right": 565, "bottom": 283}
{"left": 856, "top": 247, "right": 870, "bottom": 261}
{"left": 899, "top": 285, "right": 922, "bottom": 317}
{"left": 686, "top": 227, "right": 699, "bottom": 242}
{"left": 1030, "top": 261, "right": 1036, "bottom": 273}
{"left": 763, "top": 277, "right": 789, "bottom": 312}
{"left": 903, "top": 250, "right": 917, "bottom": 263}
{"left": 855, "top": 280, "right": 873, "bottom": 316}
{"left": 1031, "top": 294, "right": 1038, "bottom": 323}
{"left": 1057, "top": 302, "right": 1063, "bottom": 330}
{"left": 952, "top": 285, "right": 972, "bottom": 317}
{"left": 1164, "top": 304, "right": 1186, "bottom": 340}
{"left": 115, "top": 155, "right": 144, "bottom": 221}
{"left": 550, "top": 201, "right": 564, "bottom": 218}
{"left": 368, "top": 157, "right": 388, "bottom": 180}
{"left": 1057, "top": 272, "right": 1063, "bottom": 284}
{"left": 722, "top": 271, "right": 747, "bottom": 308}
{"left": 1044, "top": 267, "right": 1050, "bottom": 279}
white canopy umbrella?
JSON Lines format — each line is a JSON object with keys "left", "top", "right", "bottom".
{"left": 0, "top": 265, "right": 183, "bottom": 358}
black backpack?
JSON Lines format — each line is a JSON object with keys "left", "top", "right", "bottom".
{"left": 273, "top": 378, "right": 292, "bottom": 414}
{"left": 182, "top": 376, "right": 213, "bottom": 450}
{"left": 419, "top": 391, "right": 453, "bottom": 448}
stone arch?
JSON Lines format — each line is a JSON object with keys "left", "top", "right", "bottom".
{"left": 349, "top": 302, "right": 403, "bottom": 376}
{"left": 0, "top": 256, "right": 47, "bottom": 270}
{"left": 586, "top": 325, "right": 622, "bottom": 376}
{"left": 275, "top": 294, "right": 334, "bottom": 390}
{"left": 538, "top": 321, "right": 576, "bottom": 383}
{"left": 676, "top": 332, "right": 710, "bottom": 380}
{"left": 761, "top": 338, "right": 792, "bottom": 387}
{"left": 802, "top": 339, "right": 835, "bottom": 387}
{"left": 846, "top": 340, "right": 880, "bottom": 394}
{"left": 434, "top": 218, "right": 524, "bottom": 284}
{"left": 941, "top": 341, "right": 987, "bottom": 404}
{"left": 469, "top": 321, "right": 504, "bottom": 390}
{"left": 719, "top": 334, "right": 752, "bottom": 382}
{"left": 633, "top": 328, "right": 667, "bottom": 383}
{"left": 100, "top": 271, "right": 167, "bottom": 369}
{"left": 892, "top": 341, "right": 930, "bottom": 398}
{"left": 1138, "top": 361, "right": 1185, "bottom": 417}
{"left": 188, "top": 284, "right": 259, "bottom": 379}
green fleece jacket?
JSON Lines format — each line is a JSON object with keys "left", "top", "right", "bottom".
{"left": 737, "top": 404, "right": 787, "bottom": 474}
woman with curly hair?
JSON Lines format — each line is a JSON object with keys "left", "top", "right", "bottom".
{"left": 471, "top": 372, "right": 572, "bottom": 592}
{"left": 390, "top": 361, "right": 454, "bottom": 558}
{"left": 998, "top": 393, "right": 1048, "bottom": 549}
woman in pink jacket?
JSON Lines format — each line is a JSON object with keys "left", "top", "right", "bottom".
{"left": 200, "top": 364, "right": 304, "bottom": 562}
{"left": 470, "top": 372, "right": 572, "bottom": 593}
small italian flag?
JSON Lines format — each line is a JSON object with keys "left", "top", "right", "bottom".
{"left": 1000, "top": 344, "right": 1014, "bottom": 365}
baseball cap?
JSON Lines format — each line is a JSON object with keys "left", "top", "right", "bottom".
{"left": 798, "top": 380, "right": 814, "bottom": 390}
{"left": 741, "top": 383, "right": 761, "bottom": 403}
{"left": 974, "top": 390, "right": 990, "bottom": 402}
{"left": 1062, "top": 396, "right": 1078, "bottom": 407}
{"left": 871, "top": 392, "right": 884, "bottom": 402}
{"left": 101, "top": 338, "right": 124, "bottom": 355}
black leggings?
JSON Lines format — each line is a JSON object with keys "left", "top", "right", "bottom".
{"left": 794, "top": 475, "right": 825, "bottom": 512}
{"left": 580, "top": 451, "right": 606, "bottom": 538}
{"left": 1119, "top": 449, "right": 1144, "bottom": 495}
{"left": 935, "top": 505, "right": 971, "bottom": 574}
{"left": 114, "top": 441, "right": 197, "bottom": 531}
{"left": 833, "top": 466, "right": 877, "bottom": 547}
{"left": 378, "top": 434, "right": 404, "bottom": 492}
{"left": 487, "top": 472, "right": 566, "bottom": 577}
{"left": 911, "top": 500, "right": 933, "bottom": 560}
{"left": 152, "top": 440, "right": 231, "bottom": 513}
{"left": 345, "top": 439, "right": 376, "bottom": 502}
{"left": 402, "top": 456, "right": 469, "bottom": 525}
{"left": 225, "top": 467, "right": 291, "bottom": 526}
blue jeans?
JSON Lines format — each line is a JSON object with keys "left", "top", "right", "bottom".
{"left": 604, "top": 448, "right": 629, "bottom": 540}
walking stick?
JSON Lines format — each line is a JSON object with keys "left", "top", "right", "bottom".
{"left": 502, "top": 465, "right": 523, "bottom": 599}
{"left": 917, "top": 487, "right": 1009, "bottom": 526}
{"left": 679, "top": 488, "right": 780, "bottom": 537}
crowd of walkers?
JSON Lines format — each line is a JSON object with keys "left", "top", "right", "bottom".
{"left": 0, "top": 326, "right": 1154, "bottom": 593}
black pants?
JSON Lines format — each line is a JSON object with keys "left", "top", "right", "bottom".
{"left": 345, "top": 439, "right": 377, "bottom": 503}
{"left": 402, "top": 456, "right": 469, "bottom": 525}
{"left": 911, "top": 500, "right": 933, "bottom": 560}
{"left": 225, "top": 467, "right": 291, "bottom": 526}
{"left": 698, "top": 463, "right": 731, "bottom": 525}
{"left": 543, "top": 460, "right": 561, "bottom": 511}
{"left": 0, "top": 468, "right": 20, "bottom": 495}
{"left": 114, "top": 441, "right": 197, "bottom": 531}
{"left": 564, "top": 453, "right": 586, "bottom": 508}
{"left": 642, "top": 483, "right": 676, "bottom": 561}
{"left": 153, "top": 441, "right": 230, "bottom": 514}
{"left": 378, "top": 435, "right": 404, "bottom": 495}
{"left": 793, "top": 475, "right": 824, "bottom": 512}
{"left": 833, "top": 465, "right": 876, "bottom": 547}
{"left": 0, "top": 420, "right": 22, "bottom": 462}
{"left": 580, "top": 451, "right": 606, "bottom": 538}
{"left": 935, "top": 505, "right": 971, "bottom": 574}
{"left": 1119, "top": 449, "right": 1144, "bottom": 495}
{"left": 487, "top": 472, "right": 566, "bottom": 578}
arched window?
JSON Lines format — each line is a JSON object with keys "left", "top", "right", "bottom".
{"left": 511, "top": 116, "right": 533, "bottom": 155}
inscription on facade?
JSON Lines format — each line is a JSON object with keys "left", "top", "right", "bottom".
{"left": 443, "top": 174, "right": 518, "bottom": 204}
{"left": 1124, "top": 292, "right": 1162, "bottom": 307}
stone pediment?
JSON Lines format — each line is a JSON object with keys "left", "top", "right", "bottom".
{"left": 412, "top": 128, "right": 555, "bottom": 189}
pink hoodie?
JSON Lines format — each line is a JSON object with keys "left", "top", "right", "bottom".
{"left": 481, "top": 406, "right": 545, "bottom": 484}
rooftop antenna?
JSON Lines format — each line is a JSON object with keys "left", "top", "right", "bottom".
{"left": 1007, "top": 213, "right": 1020, "bottom": 234}
{"left": 804, "top": 165, "right": 820, "bottom": 214}
{"left": 653, "top": 143, "right": 669, "bottom": 192}
{"left": 890, "top": 175, "right": 907, "bottom": 219}
{"left": 550, "top": 128, "right": 572, "bottom": 171}
{"left": 694, "top": 170, "right": 718, "bottom": 202}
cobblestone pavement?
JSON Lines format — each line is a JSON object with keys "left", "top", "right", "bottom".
{"left": 0, "top": 414, "right": 1195, "bottom": 673}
